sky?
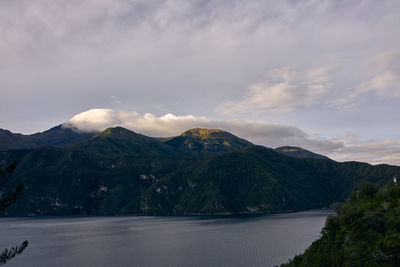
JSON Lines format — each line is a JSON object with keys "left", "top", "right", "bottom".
{"left": 0, "top": 0, "right": 399, "bottom": 165}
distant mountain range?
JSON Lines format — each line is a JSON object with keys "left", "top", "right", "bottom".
{"left": 0, "top": 125, "right": 399, "bottom": 216}
{"left": 0, "top": 126, "right": 325, "bottom": 159}
{"left": 0, "top": 125, "right": 97, "bottom": 151}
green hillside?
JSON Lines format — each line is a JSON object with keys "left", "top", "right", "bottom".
{"left": 282, "top": 181, "right": 400, "bottom": 266}
{"left": 1, "top": 126, "right": 399, "bottom": 216}
{"left": 75, "top": 126, "right": 181, "bottom": 156}
{"left": 0, "top": 127, "right": 191, "bottom": 216}
{"left": 123, "top": 146, "right": 400, "bottom": 215}
{"left": 164, "top": 128, "right": 252, "bottom": 155}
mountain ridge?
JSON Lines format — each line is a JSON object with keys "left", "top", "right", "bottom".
{"left": 275, "top": 146, "right": 329, "bottom": 160}
{"left": 0, "top": 125, "right": 98, "bottom": 151}
{"left": 0, "top": 126, "right": 399, "bottom": 216}
{"left": 164, "top": 127, "right": 252, "bottom": 155}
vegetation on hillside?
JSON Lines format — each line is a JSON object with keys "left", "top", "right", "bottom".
{"left": 0, "top": 127, "right": 399, "bottom": 216}
{"left": 282, "top": 182, "right": 400, "bottom": 267}
{"left": 0, "top": 161, "right": 28, "bottom": 265}
{"left": 164, "top": 128, "right": 252, "bottom": 155}
{"left": 125, "top": 146, "right": 400, "bottom": 215}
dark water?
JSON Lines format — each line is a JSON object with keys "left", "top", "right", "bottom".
{"left": 0, "top": 210, "right": 334, "bottom": 267}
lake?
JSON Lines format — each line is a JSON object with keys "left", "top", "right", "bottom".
{"left": 0, "top": 210, "right": 334, "bottom": 267}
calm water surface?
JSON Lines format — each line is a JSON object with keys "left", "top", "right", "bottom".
{"left": 0, "top": 210, "right": 334, "bottom": 267}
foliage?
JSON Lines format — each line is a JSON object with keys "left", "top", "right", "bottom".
{"left": 164, "top": 128, "right": 252, "bottom": 155}
{"left": 4, "top": 160, "right": 17, "bottom": 174}
{"left": 0, "top": 160, "right": 23, "bottom": 212}
{"left": 0, "top": 162, "right": 28, "bottom": 265}
{"left": 0, "top": 241, "right": 28, "bottom": 265}
{"left": 282, "top": 182, "right": 400, "bottom": 267}
{"left": 127, "top": 146, "right": 400, "bottom": 215}
{"left": 0, "top": 160, "right": 17, "bottom": 179}
{"left": 0, "top": 127, "right": 399, "bottom": 216}
{"left": 0, "top": 184, "right": 23, "bottom": 211}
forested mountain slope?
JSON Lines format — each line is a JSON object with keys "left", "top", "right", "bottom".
{"left": 282, "top": 182, "right": 400, "bottom": 266}
{"left": 0, "top": 126, "right": 399, "bottom": 216}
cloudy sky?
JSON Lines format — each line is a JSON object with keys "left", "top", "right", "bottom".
{"left": 0, "top": 0, "right": 399, "bottom": 165}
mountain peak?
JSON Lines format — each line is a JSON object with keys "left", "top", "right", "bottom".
{"left": 181, "top": 128, "right": 225, "bottom": 138}
{"left": 98, "top": 126, "right": 135, "bottom": 137}
{"left": 0, "top": 124, "right": 97, "bottom": 151}
{"left": 79, "top": 126, "right": 178, "bottom": 156}
{"left": 165, "top": 128, "right": 252, "bottom": 154}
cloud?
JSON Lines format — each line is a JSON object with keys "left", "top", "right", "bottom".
{"left": 67, "top": 108, "right": 124, "bottom": 132}
{"left": 0, "top": 1, "right": 399, "bottom": 166}
{"left": 64, "top": 108, "right": 400, "bottom": 166}
{"left": 328, "top": 139, "right": 400, "bottom": 166}
{"left": 1, "top": 0, "right": 400, "bottom": 130}
{"left": 359, "top": 48, "right": 400, "bottom": 97}
{"left": 111, "top": 96, "right": 122, "bottom": 104}
{"left": 64, "top": 108, "right": 342, "bottom": 152}
{"left": 217, "top": 67, "right": 331, "bottom": 114}
{"left": 360, "top": 71, "right": 400, "bottom": 96}
{"left": 330, "top": 48, "right": 400, "bottom": 107}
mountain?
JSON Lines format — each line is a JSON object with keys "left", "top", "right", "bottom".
{"left": 163, "top": 128, "right": 252, "bottom": 155}
{"left": 123, "top": 146, "right": 400, "bottom": 215}
{"left": 0, "top": 126, "right": 399, "bottom": 216}
{"left": 281, "top": 182, "right": 400, "bottom": 266}
{"left": 0, "top": 128, "right": 190, "bottom": 216}
{"left": 0, "top": 125, "right": 97, "bottom": 151}
{"left": 76, "top": 127, "right": 180, "bottom": 157}
{"left": 275, "top": 146, "right": 329, "bottom": 160}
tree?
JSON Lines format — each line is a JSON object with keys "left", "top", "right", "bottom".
{"left": 0, "top": 160, "right": 28, "bottom": 265}
{"left": 281, "top": 182, "right": 400, "bottom": 266}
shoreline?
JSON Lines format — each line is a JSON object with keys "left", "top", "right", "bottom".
{"left": 0, "top": 208, "right": 335, "bottom": 219}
